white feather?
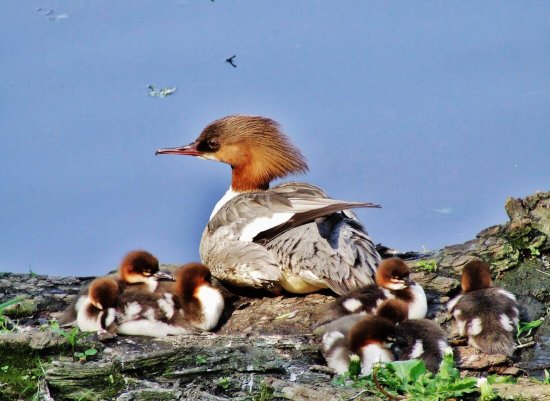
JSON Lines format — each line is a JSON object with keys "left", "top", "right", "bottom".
{"left": 498, "top": 289, "right": 517, "bottom": 302}
{"left": 117, "top": 320, "right": 190, "bottom": 337}
{"left": 343, "top": 298, "right": 363, "bottom": 313}
{"left": 469, "top": 318, "right": 483, "bottom": 336}
{"left": 409, "top": 340, "right": 424, "bottom": 359}
{"left": 195, "top": 286, "right": 224, "bottom": 331}
{"left": 408, "top": 284, "right": 428, "bottom": 319}
{"left": 239, "top": 213, "right": 294, "bottom": 242}
{"left": 359, "top": 344, "right": 394, "bottom": 376}
{"left": 104, "top": 308, "right": 116, "bottom": 328}
{"left": 210, "top": 187, "right": 239, "bottom": 220}
{"left": 500, "top": 314, "right": 514, "bottom": 332}
{"left": 438, "top": 341, "right": 449, "bottom": 357}
{"left": 325, "top": 347, "right": 352, "bottom": 375}
{"left": 157, "top": 293, "right": 175, "bottom": 319}
{"left": 322, "top": 331, "right": 345, "bottom": 352}
{"left": 76, "top": 299, "right": 100, "bottom": 332}
{"left": 447, "top": 295, "right": 462, "bottom": 312}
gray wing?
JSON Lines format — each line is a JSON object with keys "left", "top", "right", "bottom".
{"left": 200, "top": 225, "right": 282, "bottom": 291}
{"left": 203, "top": 182, "right": 380, "bottom": 293}
{"left": 267, "top": 214, "right": 380, "bottom": 294}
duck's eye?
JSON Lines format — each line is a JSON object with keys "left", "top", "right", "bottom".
{"left": 143, "top": 271, "right": 151, "bottom": 276}
{"left": 207, "top": 138, "right": 219, "bottom": 150}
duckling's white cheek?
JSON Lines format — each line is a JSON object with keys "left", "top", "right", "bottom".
{"left": 387, "top": 282, "right": 407, "bottom": 291}
{"left": 468, "top": 318, "right": 483, "bottom": 336}
{"left": 342, "top": 298, "right": 363, "bottom": 313}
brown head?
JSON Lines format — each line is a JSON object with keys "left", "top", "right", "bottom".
{"left": 376, "top": 299, "right": 408, "bottom": 324}
{"left": 375, "top": 258, "right": 414, "bottom": 290}
{"left": 348, "top": 316, "right": 396, "bottom": 354}
{"left": 175, "top": 263, "right": 212, "bottom": 301}
{"left": 119, "top": 250, "right": 173, "bottom": 284}
{"left": 461, "top": 260, "right": 493, "bottom": 293}
{"left": 88, "top": 277, "right": 120, "bottom": 310}
{"left": 155, "top": 115, "right": 309, "bottom": 191}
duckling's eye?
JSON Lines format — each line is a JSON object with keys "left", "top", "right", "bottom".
{"left": 143, "top": 270, "right": 151, "bottom": 276}
{"left": 207, "top": 138, "right": 219, "bottom": 151}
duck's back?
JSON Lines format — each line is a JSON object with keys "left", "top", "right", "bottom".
{"left": 200, "top": 182, "right": 380, "bottom": 294}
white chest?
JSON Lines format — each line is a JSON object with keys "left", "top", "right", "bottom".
{"left": 195, "top": 286, "right": 224, "bottom": 331}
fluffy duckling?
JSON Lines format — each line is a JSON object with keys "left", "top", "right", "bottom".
{"left": 318, "top": 314, "right": 395, "bottom": 375}
{"left": 116, "top": 250, "right": 173, "bottom": 292}
{"left": 116, "top": 263, "right": 224, "bottom": 337}
{"left": 447, "top": 260, "right": 519, "bottom": 356}
{"left": 76, "top": 277, "right": 120, "bottom": 338}
{"left": 348, "top": 316, "right": 396, "bottom": 376}
{"left": 320, "top": 258, "right": 427, "bottom": 324}
{"left": 58, "top": 250, "right": 173, "bottom": 327}
{"left": 317, "top": 313, "right": 366, "bottom": 374}
{"left": 377, "top": 299, "right": 448, "bottom": 373}
{"left": 156, "top": 115, "right": 381, "bottom": 294}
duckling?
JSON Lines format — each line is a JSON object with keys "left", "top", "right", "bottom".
{"left": 116, "top": 263, "right": 224, "bottom": 336}
{"left": 156, "top": 115, "right": 381, "bottom": 294}
{"left": 317, "top": 313, "right": 366, "bottom": 374}
{"left": 319, "top": 257, "right": 427, "bottom": 324}
{"left": 348, "top": 316, "right": 396, "bottom": 376}
{"left": 447, "top": 260, "right": 519, "bottom": 356}
{"left": 58, "top": 250, "right": 173, "bottom": 327}
{"left": 377, "top": 299, "right": 448, "bottom": 373}
{"left": 173, "top": 262, "right": 225, "bottom": 331}
{"left": 76, "top": 277, "right": 120, "bottom": 338}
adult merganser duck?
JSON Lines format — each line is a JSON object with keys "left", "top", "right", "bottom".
{"left": 319, "top": 257, "right": 427, "bottom": 324}
{"left": 377, "top": 299, "right": 448, "bottom": 373}
{"left": 447, "top": 260, "right": 519, "bottom": 356}
{"left": 116, "top": 263, "right": 224, "bottom": 336}
{"left": 156, "top": 115, "right": 381, "bottom": 294}
{"left": 58, "top": 250, "right": 173, "bottom": 326}
{"left": 76, "top": 277, "right": 120, "bottom": 338}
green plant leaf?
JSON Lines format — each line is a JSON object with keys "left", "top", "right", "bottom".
{"left": 84, "top": 349, "right": 98, "bottom": 356}
{"left": 388, "top": 359, "right": 424, "bottom": 381}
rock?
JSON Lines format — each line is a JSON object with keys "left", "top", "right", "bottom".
{"left": 265, "top": 377, "right": 383, "bottom": 401}
{"left": 493, "top": 378, "right": 550, "bottom": 401}
{"left": 454, "top": 346, "right": 509, "bottom": 370}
